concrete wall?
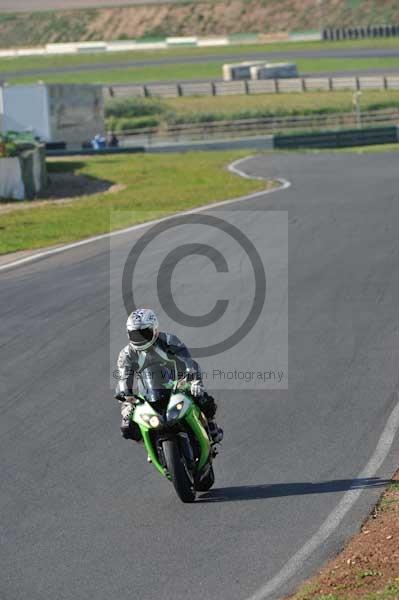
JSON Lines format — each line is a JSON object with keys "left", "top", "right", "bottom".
{"left": 48, "top": 84, "right": 104, "bottom": 145}
{"left": 20, "top": 146, "right": 48, "bottom": 199}
{"left": 0, "top": 156, "right": 25, "bottom": 200}
{"left": 0, "top": 145, "right": 47, "bottom": 200}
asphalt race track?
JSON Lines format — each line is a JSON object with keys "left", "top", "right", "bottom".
{"left": 1, "top": 152, "right": 399, "bottom": 600}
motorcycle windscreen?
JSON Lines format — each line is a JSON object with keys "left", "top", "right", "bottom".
{"left": 137, "top": 363, "right": 174, "bottom": 404}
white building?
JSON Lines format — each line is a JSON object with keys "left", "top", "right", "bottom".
{"left": 0, "top": 83, "right": 104, "bottom": 146}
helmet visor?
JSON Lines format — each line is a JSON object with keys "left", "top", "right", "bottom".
{"left": 128, "top": 327, "right": 154, "bottom": 347}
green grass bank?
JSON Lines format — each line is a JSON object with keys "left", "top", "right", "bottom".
{"left": 0, "top": 151, "right": 269, "bottom": 255}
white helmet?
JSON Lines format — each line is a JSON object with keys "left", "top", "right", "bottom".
{"left": 126, "top": 308, "right": 159, "bottom": 351}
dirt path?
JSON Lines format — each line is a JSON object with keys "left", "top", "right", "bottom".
{"left": 0, "top": 172, "right": 125, "bottom": 215}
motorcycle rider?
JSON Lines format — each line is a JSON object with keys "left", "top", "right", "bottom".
{"left": 114, "top": 308, "right": 223, "bottom": 444}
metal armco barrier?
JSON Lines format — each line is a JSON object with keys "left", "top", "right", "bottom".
{"left": 274, "top": 126, "right": 398, "bottom": 149}
{"left": 105, "top": 75, "right": 399, "bottom": 100}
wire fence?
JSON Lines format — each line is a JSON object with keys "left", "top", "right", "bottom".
{"left": 110, "top": 108, "right": 399, "bottom": 146}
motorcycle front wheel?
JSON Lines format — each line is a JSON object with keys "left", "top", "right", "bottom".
{"left": 163, "top": 439, "right": 196, "bottom": 503}
{"left": 196, "top": 465, "right": 215, "bottom": 492}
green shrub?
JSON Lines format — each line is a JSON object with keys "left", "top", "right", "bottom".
{"left": 105, "top": 97, "right": 166, "bottom": 119}
{"left": 0, "top": 13, "right": 17, "bottom": 24}
{"left": 166, "top": 112, "right": 221, "bottom": 125}
{"left": 366, "top": 100, "right": 399, "bottom": 111}
{"left": 0, "top": 134, "right": 18, "bottom": 157}
{"left": 107, "top": 116, "right": 160, "bottom": 132}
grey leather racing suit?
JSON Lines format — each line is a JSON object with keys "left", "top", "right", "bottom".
{"left": 114, "top": 332, "right": 217, "bottom": 439}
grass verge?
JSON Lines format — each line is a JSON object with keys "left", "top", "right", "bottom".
{"left": 287, "top": 475, "right": 399, "bottom": 600}
{"left": 0, "top": 151, "right": 270, "bottom": 255}
{"left": 163, "top": 90, "right": 399, "bottom": 119}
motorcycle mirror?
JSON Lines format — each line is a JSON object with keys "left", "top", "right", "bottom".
{"left": 185, "top": 368, "right": 196, "bottom": 382}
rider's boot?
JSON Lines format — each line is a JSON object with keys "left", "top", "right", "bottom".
{"left": 208, "top": 419, "right": 223, "bottom": 443}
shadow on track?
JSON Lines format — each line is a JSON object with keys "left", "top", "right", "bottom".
{"left": 197, "top": 477, "right": 390, "bottom": 503}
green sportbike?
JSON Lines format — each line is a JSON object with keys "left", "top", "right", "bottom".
{"left": 128, "top": 363, "right": 218, "bottom": 503}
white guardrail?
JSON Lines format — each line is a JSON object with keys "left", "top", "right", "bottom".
{"left": 0, "top": 33, "right": 321, "bottom": 59}
{"left": 0, "top": 39, "right": 227, "bottom": 59}
{"left": 104, "top": 75, "right": 399, "bottom": 99}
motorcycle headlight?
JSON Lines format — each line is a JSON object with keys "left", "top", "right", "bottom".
{"left": 142, "top": 414, "right": 162, "bottom": 428}
{"left": 167, "top": 401, "right": 185, "bottom": 421}
{"left": 149, "top": 415, "right": 160, "bottom": 428}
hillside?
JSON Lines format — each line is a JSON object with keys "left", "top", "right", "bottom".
{"left": 1, "top": 0, "right": 399, "bottom": 48}
{"left": 0, "top": 0, "right": 187, "bottom": 10}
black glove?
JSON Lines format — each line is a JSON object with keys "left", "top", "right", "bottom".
{"left": 115, "top": 390, "right": 133, "bottom": 402}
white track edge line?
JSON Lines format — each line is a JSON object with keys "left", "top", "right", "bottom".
{"left": 245, "top": 399, "right": 399, "bottom": 600}
{"left": 0, "top": 155, "right": 290, "bottom": 273}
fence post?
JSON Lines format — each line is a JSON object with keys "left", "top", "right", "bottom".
{"left": 211, "top": 81, "right": 217, "bottom": 96}
{"left": 356, "top": 77, "right": 360, "bottom": 91}
{"left": 177, "top": 83, "right": 183, "bottom": 97}
{"left": 274, "top": 78, "right": 279, "bottom": 93}
{"left": 384, "top": 76, "right": 388, "bottom": 90}
{"left": 302, "top": 77, "right": 307, "bottom": 92}
{"left": 143, "top": 85, "right": 149, "bottom": 98}
{"left": 329, "top": 77, "right": 333, "bottom": 91}
{"left": 244, "top": 79, "right": 250, "bottom": 95}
